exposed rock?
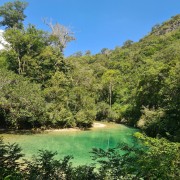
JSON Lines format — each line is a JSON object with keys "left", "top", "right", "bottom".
{"left": 152, "top": 15, "right": 180, "bottom": 35}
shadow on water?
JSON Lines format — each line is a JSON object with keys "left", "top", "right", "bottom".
{"left": 0, "top": 127, "right": 92, "bottom": 135}
{"left": 0, "top": 129, "right": 46, "bottom": 135}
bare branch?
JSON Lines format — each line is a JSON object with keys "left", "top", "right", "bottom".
{"left": 43, "top": 18, "right": 75, "bottom": 52}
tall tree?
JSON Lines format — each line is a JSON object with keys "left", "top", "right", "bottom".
{"left": 0, "top": 0, "right": 28, "bottom": 29}
{"left": 45, "top": 20, "right": 75, "bottom": 52}
{"left": 3, "top": 25, "right": 65, "bottom": 84}
{"left": 102, "top": 70, "right": 120, "bottom": 109}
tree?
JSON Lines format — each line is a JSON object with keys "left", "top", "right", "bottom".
{"left": 122, "top": 40, "right": 134, "bottom": 48}
{"left": 45, "top": 20, "right": 75, "bottom": 52}
{"left": 0, "top": 0, "right": 28, "bottom": 29}
{"left": 3, "top": 25, "right": 64, "bottom": 84}
{"left": 0, "top": 69, "right": 47, "bottom": 129}
{"left": 101, "top": 48, "right": 111, "bottom": 55}
{"left": 44, "top": 71, "right": 76, "bottom": 128}
{"left": 85, "top": 50, "right": 91, "bottom": 56}
{"left": 102, "top": 70, "right": 120, "bottom": 110}
{"left": 72, "top": 51, "right": 83, "bottom": 57}
{"left": 3, "top": 25, "right": 47, "bottom": 75}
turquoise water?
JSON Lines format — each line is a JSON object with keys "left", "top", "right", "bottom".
{"left": 2, "top": 123, "right": 138, "bottom": 165}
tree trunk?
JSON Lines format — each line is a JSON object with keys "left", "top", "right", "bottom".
{"left": 18, "top": 56, "right": 22, "bottom": 74}
{"left": 109, "top": 82, "right": 112, "bottom": 110}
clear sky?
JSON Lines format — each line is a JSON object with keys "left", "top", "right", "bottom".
{"left": 0, "top": 0, "right": 180, "bottom": 56}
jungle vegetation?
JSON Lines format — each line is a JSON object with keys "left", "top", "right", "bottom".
{"left": 0, "top": 1, "right": 180, "bottom": 179}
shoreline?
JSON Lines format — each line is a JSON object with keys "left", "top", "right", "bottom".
{"left": 46, "top": 122, "right": 107, "bottom": 132}
{"left": 0, "top": 122, "right": 107, "bottom": 134}
{"left": 92, "top": 122, "right": 107, "bottom": 128}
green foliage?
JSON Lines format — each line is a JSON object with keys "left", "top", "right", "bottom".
{"left": 134, "top": 132, "right": 180, "bottom": 179}
{"left": 69, "top": 165, "right": 98, "bottom": 180}
{"left": 62, "top": 16, "right": 180, "bottom": 135}
{"left": 150, "top": 14, "right": 180, "bottom": 36}
{"left": 0, "top": 69, "right": 46, "bottom": 129}
{"left": 0, "top": 138, "right": 24, "bottom": 179}
{"left": 100, "top": 15, "right": 180, "bottom": 140}
{"left": 91, "top": 147, "right": 133, "bottom": 179}
{"left": 24, "top": 150, "right": 73, "bottom": 180}
{"left": 0, "top": 2, "right": 179, "bottom": 178}
{"left": 137, "top": 107, "right": 166, "bottom": 137}
{"left": 3, "top": 25, "right": 64, "bottom": 84}
{"left": 122, "top": 39, "right": 134, "bottom": 48}
{"left": 0, "top": 4, "right": 180, "bottom": 137}
{"left": 90, "top": 133, "right": 180, "bottom": 179}
{"left": 0, "top": 55, "right": 7, "bottom": 69}
{"left": 0, "top": 0, "right": 28, "bottom": 29}
{"left": 75, "top": 110, "right": 94, "bottom": 128}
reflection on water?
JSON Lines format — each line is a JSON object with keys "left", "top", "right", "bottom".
{"left": 2, "top": 123, "right": 138, "bottom": 165}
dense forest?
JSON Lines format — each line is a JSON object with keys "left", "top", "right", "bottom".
{"left": 0, "top": 1, "right": 180, "bottom": 179}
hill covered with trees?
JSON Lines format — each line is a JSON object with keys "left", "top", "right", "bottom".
{"left": 0, "top": 1, "right": 180, "bottom": 179}
{"left": 0, "top": 1, "right": 179, "bottom": 141}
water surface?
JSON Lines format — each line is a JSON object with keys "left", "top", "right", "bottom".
{"left": 2, "top": 123, "right": 138, "bottom": 165}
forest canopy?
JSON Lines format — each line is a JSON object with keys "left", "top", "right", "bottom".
{"left": 0, "top": 1, "right": 180, "bottom": 179}
{"left": 0, "top": 1, "right": 179, "bottom": 142}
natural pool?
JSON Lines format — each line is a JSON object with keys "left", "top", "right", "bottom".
{"left": 1, "top": 123, "right": 138, "bottom": 166}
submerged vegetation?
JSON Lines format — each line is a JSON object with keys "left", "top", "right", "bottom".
{"left": 0, "top": 0, "right": 180, "bottom": 179}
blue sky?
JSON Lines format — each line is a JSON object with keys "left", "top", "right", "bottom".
{"left": 0, "top": 0, "right": 180, "bottom": 56}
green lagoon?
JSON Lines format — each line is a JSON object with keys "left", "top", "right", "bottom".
{"left": 1, "top": 123, "right": 138, "bottom": 165}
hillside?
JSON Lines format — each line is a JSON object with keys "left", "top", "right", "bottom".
{"left": 0, "top": 1, "right": 180, "bottom": 179}
{"left": 66, "top": 14, "right": 180, "bottom": 141}
{"left": 0, "top": 14, "right": 180, "bottom": 141}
